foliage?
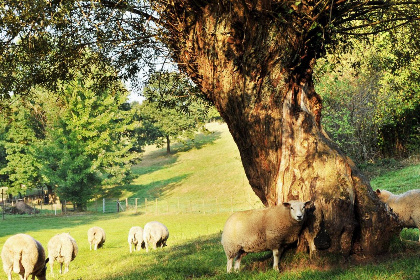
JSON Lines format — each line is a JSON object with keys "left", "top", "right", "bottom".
{"left": 314, "top": 31, "right": 420, "bottom": 162}
{"left": 134, "top": 72, "right": 212, "bottom": 154}
{"left": 1, "top": 1, "right": 418, "bottom": 104}
{"left": 0, "top": 101, "right": 43, "bottom": 194}
{"left": 35, "top": 71, "right": 140, "bottom": 210}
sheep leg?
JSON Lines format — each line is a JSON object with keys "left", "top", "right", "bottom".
{"left": 226, "top": 256, "right": 234, "bottom": 273}
{"left": 89, "top": 243, "right": 92, "bottom": 251}
{"left": 233, "top": 251, "right": 244, "bottom": 272}
{"left": 49, "top": 259, "right": 54, "bottom": 275}
{"left": 4, "top": 267, "right": 12, "bottom": 280}
{"left": 94, "top": 243, "right": 98, "bottom": 250}
{"left": 64, "top": 262, "right": 69, "bottom": 274}
{"left": 60, "top": 263, "right": 63, "bottom": 274}
{"left": 272, "top": 248, "right": 284, "bottom": 272}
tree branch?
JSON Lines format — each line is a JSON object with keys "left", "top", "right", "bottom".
{"left": 99, "top": 0, "right": 160, "bottom": 24}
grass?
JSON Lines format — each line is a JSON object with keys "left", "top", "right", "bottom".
{"left": 1, "top": 122, "right": 420, "bottom": 279}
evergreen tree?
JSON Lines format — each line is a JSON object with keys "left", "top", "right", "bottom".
{"left": 0, "top": 102, "right": 42, "bottom": 195}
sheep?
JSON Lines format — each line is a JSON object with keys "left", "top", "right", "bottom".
{"left": 128, "top": 226, "right": 145, "bottom": 253}
{"left": 1, "top": 233, "right": 49, "bottom": 280}
{"left": 376, "top": 189, "right": 420, "bottom": 241}
{"left": 143, "top": 221, "right": 169, "bottom": 252}
{"left": 47, "top": 233, "right": 78, "bottom": 275}
{"left": 221, "top": 200, "right": 311, "bottom": 273}
{"left": 87, "top": 226, "right": 106, "bottom": 250}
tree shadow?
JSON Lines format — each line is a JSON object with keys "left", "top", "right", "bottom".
{"left": 173, "top": 130, "right": 222, "bottom": 153}
{"left": 104, "top": 174, "right": 190, "bottom": 199}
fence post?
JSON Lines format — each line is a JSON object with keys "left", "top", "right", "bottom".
{"left": 64, "top": 200, "right": 67, "bottom": 214}
{"left": 103, "top": 198, "right": 105, "bottom": 213}
{"left": 145, "top": 198, "right": 148, "bottom": 213}
{"left": 117, "top": 199, "right": 120, "bottom": 213}
{"left": 2, "top": 189, "right": 4, "bottom": 220}
{"left": 135, "top": 198, "right": 138, "bottom": 213}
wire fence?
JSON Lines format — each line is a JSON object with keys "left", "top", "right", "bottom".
{"left": 1, "top": 195, "right": 261, "bottom": 218}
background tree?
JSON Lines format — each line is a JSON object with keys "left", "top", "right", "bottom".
{"left": 36, "top": 70, "right": 140, "bottom": 211}
{"left": 1, "top": 0, "right": 419, "bottom": 257}
{"left": 0, "top": 100, "right": 44, "bottom": 196}
{"left": 315, "top": 31, "right": 420, "bottom": 162}
{"left": 134, "top": 72, "right": 211, "bottom": 154}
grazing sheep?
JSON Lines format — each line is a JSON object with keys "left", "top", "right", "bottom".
{"left": 87, "top": 226, "right": 106, "bottom": 250}
{"left": 47, "top": 233, "right": 78, "bottom": 275}
{"left": 376, "top": 189, "right": 420, "bottom": 241}
{"left": 128, "top": 226, "right": 144, "bottom": 253}
{"left": 221, "top": 200, "right": 311, "bottom": 272}
{"left": 143, "top": 221, "right": 169, "bottom": 252}
{"left": 1, "top": 233, "right": 49, "bottom": 280}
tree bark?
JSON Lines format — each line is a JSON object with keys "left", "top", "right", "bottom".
{"left": 166, "top": 135, "right": 171, "bottom": 154}
{"left": 156, "top": 1, "right": 401, "bottom": 256}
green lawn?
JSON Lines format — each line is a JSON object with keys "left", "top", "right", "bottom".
{"left": 1, "top": 122, "right": 419, "bottom": 279}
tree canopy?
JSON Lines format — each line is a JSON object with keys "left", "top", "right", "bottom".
{"left": 134, "top": 72, "right": 212, "bottom": 154}
{"left": 1, "top": 1, "right": 419, "bottom": 106}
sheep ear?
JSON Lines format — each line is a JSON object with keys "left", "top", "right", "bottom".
{"left": 282, "top": 202, "right": 291, "bottom": 208}
{"left": 375, "top": 189, "right": 381, "bottom": 195}
{"left": 45, "top": 258, "right": 49, "bottom": 264}
{"left": 304, "top": 201, "right": 311, "bottom": 207}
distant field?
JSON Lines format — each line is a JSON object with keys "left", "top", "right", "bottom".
{"left": 1, "top": 122, "right": 419, "bottom": 279}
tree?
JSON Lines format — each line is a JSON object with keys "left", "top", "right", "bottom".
{"left": 36, "top": 70, "right": 140, "bottom": 211}
{"left": 314, "top": 31, "right": 420, "bottom": 161}
{"left": 1, "top": 0, "right": 419, "bottom": 257}
{"left": 0, "top": 102, "right": 43, "bottom": 195}
{"left": 136, "top": 72, "right": 211, "bottom": 154}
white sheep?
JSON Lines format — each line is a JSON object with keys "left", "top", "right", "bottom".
{"left": 47, "top": 233, "right": 78, "bottom": 275}
{"left": 143, "top": 221, "right": 169, "bottom": 252}
{"left": 87, "top": 226, "right": 106, "bottom": 250}
{"left": 128, "top": 226, "right": 144, "bottom": 253}
{"left": 1, "top": 233, "right": 49, "bottom": 280}
{"left": 221, "top": 200, "right": 311, "bottom": 272}
{"left": 376, "top": 189, "right": 420, "bottom": 241}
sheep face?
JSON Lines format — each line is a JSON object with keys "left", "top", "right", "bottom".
{"left": 283, "top": 200, "right": 310, "bottom": 222}
{"left": 375, "top": 189, "right": 392, "bottom": 202}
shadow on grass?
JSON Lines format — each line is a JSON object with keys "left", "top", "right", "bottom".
{"left": 0, "top": 212, "right": 120, "bottom": 237}
{"left": 132, "top": 130, "right": 222, "bottom": 177}
{"left": 105, "top": 174, "right": 190, "bottom": 199}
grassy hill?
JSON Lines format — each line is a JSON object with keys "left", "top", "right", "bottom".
{"left": 107, "top": 122, "right": 263, "bottom": 213}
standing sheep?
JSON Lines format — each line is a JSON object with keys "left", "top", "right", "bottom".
{"left": 143, "top": 221, "right": 169, "bottom": 252}
{"left": 376, "top": 189, "right": 420, "bottom": 241}
{"left": 128, "top": 226, "right": 144, "bottom": 253}
{"left": 1, "top": 233, "right": 49, "bottom": 280}
{"left": 221, "top": 200, "right": 311, "bottom": 272}
{"left": 47, "top": 233, "right": 78, "bottom": 275}
{"left": 87, "top": 226, "right": 106, "bottom": 250}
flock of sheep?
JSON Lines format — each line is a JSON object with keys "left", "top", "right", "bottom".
{"left": 2, "top": 188, "right": 419, "bottom": 278}
{"left": 1, "top": 221, "right": 169, "bottom": 280}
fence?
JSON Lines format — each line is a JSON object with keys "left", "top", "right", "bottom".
{"left": 88, "top": 196, "right": 260, "bottom": 214}
{"left": 1, "top": 195, "right": 261, "bottom": 217}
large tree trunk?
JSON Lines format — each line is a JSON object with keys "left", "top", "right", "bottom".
{"left": 156, "top": 1, "right": 401, "bottom": 256}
